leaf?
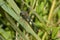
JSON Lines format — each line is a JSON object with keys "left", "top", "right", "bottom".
{"left": 52, "top": 27, "right": 59, "bottom": 39}
{"left": 6, "top": 0, "right": 21, "bottom": 14}
{"left": 0, "top": 0, "right": 41, "bottom": 40}
{"left": 0, "top": 28, "right": 10, "bottom": 40}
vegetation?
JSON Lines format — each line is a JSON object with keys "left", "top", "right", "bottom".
{"left": 0, "top": 0, "right": 60, "bottom": 40}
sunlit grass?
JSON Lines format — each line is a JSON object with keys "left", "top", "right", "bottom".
{"left": 0, "top": 0, "right": 60, "bottom": 40}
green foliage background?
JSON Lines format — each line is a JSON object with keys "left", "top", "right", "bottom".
{"left": 0, "top": 0, "right": 60, "bottom": 40}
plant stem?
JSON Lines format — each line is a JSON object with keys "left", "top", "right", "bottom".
{"left": 47, "top": 0, "right": 56, "bottom": 26}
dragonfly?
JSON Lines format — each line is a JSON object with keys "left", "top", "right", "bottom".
{"left": 20, "top": 11, "right": 35, "bottom": 26}
{"left": 20, "top": 11, "right": 39, "bottom": 33}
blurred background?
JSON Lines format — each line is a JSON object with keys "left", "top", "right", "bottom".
{"left": 0, "top": 0, "right": 60, "bottom": 40}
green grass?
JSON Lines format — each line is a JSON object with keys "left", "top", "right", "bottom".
{"left": 0, "top": 0, "right": 60, "bottom": 40}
